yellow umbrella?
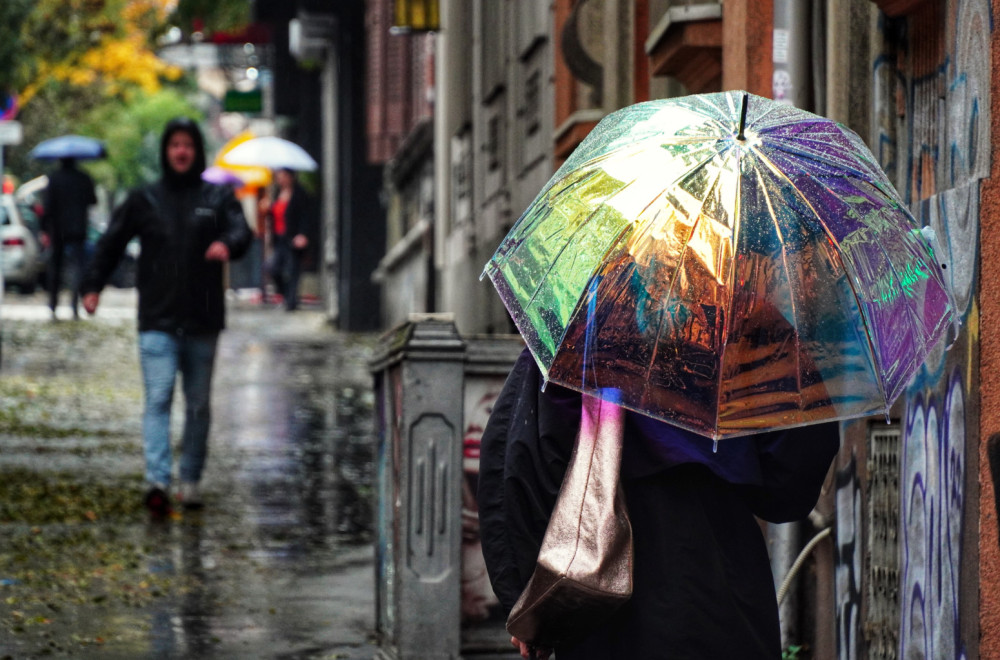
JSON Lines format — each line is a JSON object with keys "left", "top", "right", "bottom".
{"left": 214, "top": 131, "right": 272, "bottom": 190}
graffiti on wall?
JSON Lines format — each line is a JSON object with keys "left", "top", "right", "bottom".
{"left": 900, "top": 374, "right": 967, "bottom": 660}
{"left": 835, "top": 454, "right": 863, "bottom": 660}
{"left": 460, "top": 378, "right": 505, "bottom": 625}
{"left": 849, "top": 1, "right": 989, "bottom": 658}
{"left": 871, "top": 0, "right": 988, "bottom": 321}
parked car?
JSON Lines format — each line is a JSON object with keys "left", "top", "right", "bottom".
{"left": 1, "top": 193, "right": 44, "bottom": 293}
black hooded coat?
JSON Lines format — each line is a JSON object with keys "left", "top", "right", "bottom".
{"left": 477, "top": 348, "right": 840, "bottom": 659}
{"left": 82, "top": 118, "right": 252, "bottom": 335}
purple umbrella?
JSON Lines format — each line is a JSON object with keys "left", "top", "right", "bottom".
{"left": 202, "top": 165, "right": 245, "bottom": 186}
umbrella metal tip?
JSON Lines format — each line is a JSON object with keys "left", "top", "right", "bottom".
{"left": 737, "top": 93, "right": 749, "bottom": 141}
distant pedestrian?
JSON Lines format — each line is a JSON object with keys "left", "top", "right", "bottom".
{"left": 81, "top": 117, "right": 252, "bottom": 518}
{"left": 42, "top": 157, "right": 96, "bottom": 320}
{"left": 265, "top": 168, "right": 312, "bottom": 311}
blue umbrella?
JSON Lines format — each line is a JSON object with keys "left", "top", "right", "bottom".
{"left": 29, "top": 135, "right": 107, "bottom": 160}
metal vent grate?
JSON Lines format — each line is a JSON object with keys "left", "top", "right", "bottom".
{"left": 865, "top": 423, "right": 902, "bottom": 660}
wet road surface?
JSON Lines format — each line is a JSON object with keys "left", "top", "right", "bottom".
{"left": 0, "top": 290, "right": 379, "bottom": 658}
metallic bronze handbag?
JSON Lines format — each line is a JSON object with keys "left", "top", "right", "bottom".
{"left": 506, "top": 393, "right": 633, "bottom": 649}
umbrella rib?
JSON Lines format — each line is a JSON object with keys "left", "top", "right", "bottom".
{"left": 639, "top": 153, "right": 730, "bottom": 411}
{"left": 516, "top": 170, "right": 607, "bottom": 308}
{"left": 806, "top": 181, "right": 919, "bottom": 405}
{"left": 747, "top": 102, "right": 790, "bottom": 130}
{"left": 748, "top": 102, "right": 830, "bottom": 136}
{"left": 751, "top": 163, "right": 806, "bottom": 415}
{"left": 556, "top": 220, "right": 638, "bottom": 390}
{"left": 843, "top": 202, "right": 932, "bottom": 402}
{"left": 753, "top": 150, "right": 890, "bottom": 409}
{"left": 765, "top": 138, "right": 881, "bottom": 182}
{"left": 710, "top": 148, "right": 743, "bottom": 442}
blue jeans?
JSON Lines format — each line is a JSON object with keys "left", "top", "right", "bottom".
{"left": 139, "top": 331, "right": 219, "bottom": 487}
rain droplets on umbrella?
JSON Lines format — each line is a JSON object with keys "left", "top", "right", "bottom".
{"left": 483, "top": 90, "right": 956, "bottom": 441}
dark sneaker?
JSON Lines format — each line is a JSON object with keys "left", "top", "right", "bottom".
{"left": 144, "top": 486, "right": 172, "bottom": 519}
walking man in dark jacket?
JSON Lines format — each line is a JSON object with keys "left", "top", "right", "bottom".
{"left": 42, "top": 157, "right": 96, "bottom": 319}
{"left": 81, "top": 117, "right": 252, "bottom": 517}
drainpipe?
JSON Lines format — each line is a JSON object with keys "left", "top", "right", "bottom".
{"left": 770, "top": 3, "right": 813, "bottom": 650}
{"left": 321, "top": 36, "right": 340, "bottom": 324}
{"left": 769, "top": 521, "right": 801, "bottom": 649}
{"left": 772, "top": 0, "right": 812, "bottom": 110}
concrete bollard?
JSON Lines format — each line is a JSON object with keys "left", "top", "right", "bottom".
{"left": 369, "top": 314, "right": 524, "bottom": 659}
{"left": 370, "top": 314, "right": 467, "bottom": 660}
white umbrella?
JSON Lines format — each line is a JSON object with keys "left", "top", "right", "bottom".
{"left": 221, "top": 136, "right": 318, "bottom": 171}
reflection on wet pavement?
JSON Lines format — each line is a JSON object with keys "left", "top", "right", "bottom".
{"left": 0, "top": 302, "right": 378, "bottom": 659}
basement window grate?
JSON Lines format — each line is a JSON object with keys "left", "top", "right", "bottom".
{"left": 865, "top": 422, "right": 901, "bottom": 660}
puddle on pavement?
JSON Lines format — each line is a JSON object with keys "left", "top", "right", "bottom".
{"left": 1, "top": 319, "right": 378, "bottom": 658}
{"left": 233, "top": 340, "right": 375, "bottom": 562}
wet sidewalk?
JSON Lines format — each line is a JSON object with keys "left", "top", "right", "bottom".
{"left": 0, "top": 290, "right": 379, "bottom": 659}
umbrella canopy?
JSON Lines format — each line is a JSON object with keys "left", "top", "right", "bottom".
{"left": 202, "top": 165, "right": 245, "bottom": 186}
{"left": 30, "top": 135, "right": 107, "bottom": 160}
{"left": 483, "top": 90, "right": 955, "bottom": 441}
{"left": 220, "top": 136, "right": 317, "bottom": 172}
{"left": 213, "top": 132, "right": 271, "bottom": 189}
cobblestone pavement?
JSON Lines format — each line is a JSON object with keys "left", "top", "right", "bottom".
{"left": 0, "top": 289, "right": 379, "bottom": 659}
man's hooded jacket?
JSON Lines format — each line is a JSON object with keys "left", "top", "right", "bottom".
{"left": 82, "top": 118, "right": 252, "bottom": 335}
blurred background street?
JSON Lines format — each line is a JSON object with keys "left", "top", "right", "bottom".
{"left": 0, "top": 289, "right": 379, "bottom": 659}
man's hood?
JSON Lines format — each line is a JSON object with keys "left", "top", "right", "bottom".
{"left": 159, "top": 117, "right": 207, "bottom": 187}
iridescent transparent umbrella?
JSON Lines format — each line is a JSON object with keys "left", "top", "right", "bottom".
{"left": 483, "top": 91, "right": 955, "bottom": 441}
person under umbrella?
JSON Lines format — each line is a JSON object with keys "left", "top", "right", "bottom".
{"left": 41, "top": 157, "right": 96, "bottom": 320}
{"left": 265, "top": 168, "right": 313, "bottom": 311}
{"left": 479, "top": 348, "right": 840, "bottom": 659}
{"left": 477, "top": 91, "right": 954, "bottom": 658}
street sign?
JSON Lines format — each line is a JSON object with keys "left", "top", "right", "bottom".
{"left": 224, "top": 89, "right": 263, "bottom": 114}
{"left": 0, "top": 120, "right": 23, "bottom": 146}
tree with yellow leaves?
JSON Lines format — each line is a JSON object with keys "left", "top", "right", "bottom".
{"left": 18, "top": 0, "right": 185, "bottom": 107}
{"left": 7, "top": 0, "right": 249, "bottom": 191}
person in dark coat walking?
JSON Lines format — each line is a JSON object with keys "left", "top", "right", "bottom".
{"left": 266, "top": 168, "right": 312, "bottom": 311}
{"left": 42, "top": 157, "right": 97, "bottom": 319}
{"left": 81, "top": 117, "right": 253, "bottom": 517}
{"left": 477, "top": 348, "right": 840, "bottom": 659}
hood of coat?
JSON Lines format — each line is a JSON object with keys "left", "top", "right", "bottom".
{"left": 159, "top": 117, "right": 207, "bottom": 188}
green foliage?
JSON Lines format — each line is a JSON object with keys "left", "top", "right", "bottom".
{"left": 170, "top": 0, "right": 252, "bottom": 36}
{"left": 3, "top": 0, "right": 247, "bottom": 192}
{"left": 8, "top": 86, "right": 203, "bottom": 192}
{"left": 82, "top": 87, "right": 204, "bottom": 190}
{"left": 0, "top": 0, "right": 33, "bottom": 94}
